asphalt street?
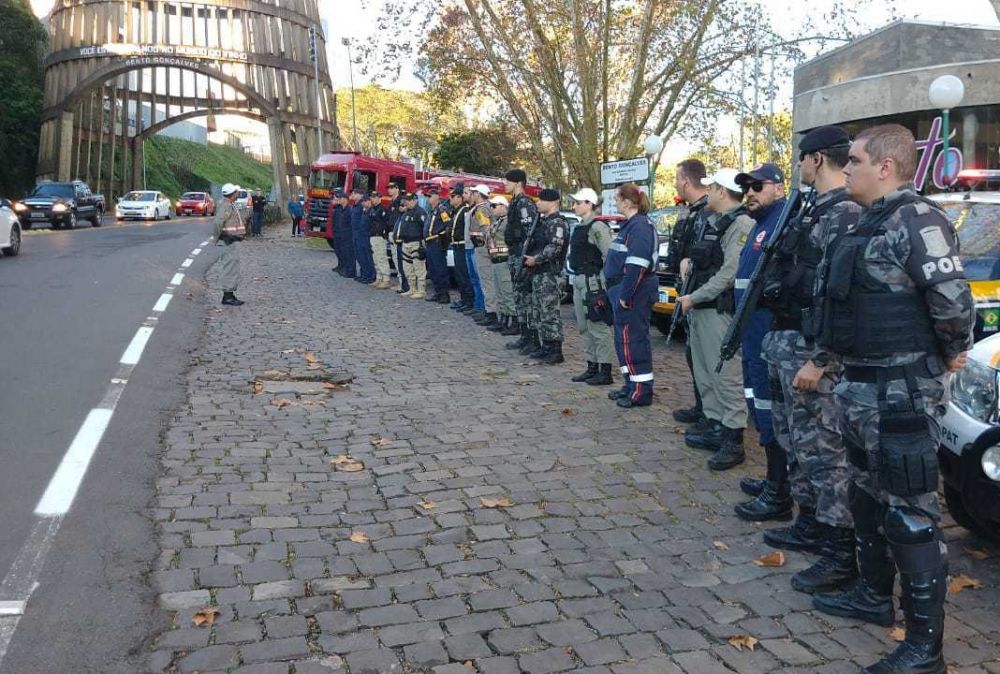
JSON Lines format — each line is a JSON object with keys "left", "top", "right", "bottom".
{"left": 0, "top": 215, "right": 217, "bottom": 673}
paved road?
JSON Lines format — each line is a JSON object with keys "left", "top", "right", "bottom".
{"left": 0, "top": 215, "right": 217, "bottom": 673}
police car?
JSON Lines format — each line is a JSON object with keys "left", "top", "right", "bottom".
{"left": 938, "top": 331, "right": 1000, "bottom": 542}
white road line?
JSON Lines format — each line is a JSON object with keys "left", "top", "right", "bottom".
{"left": 181, "top": 258, "right": 193, "bottom": 268}
{"left": 152, "top": 293, "right": 173, "bottom": 312}
{"left": 0, "top": 517, "right": 61, "bottom": 662}
{"left": 120, "top": 326, "right": 154, "bottom": 365}
{"left": 200, "top": 239, "right": 210, "bottom": 246}
{"left": 192, "top": 247, "right": 202, "bottom": 255}
{"left": 34, "top": 410, "right": 114, "bottom": 516}
{"left": 170, "top": 272, "right": 184, "bottom": 286}
{"left": 0, "top": 603, "right": 25, "bottom": 617}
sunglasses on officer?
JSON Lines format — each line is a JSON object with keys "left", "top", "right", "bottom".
{"left": 742, "top": 180, "right": 775, "bottom": 194}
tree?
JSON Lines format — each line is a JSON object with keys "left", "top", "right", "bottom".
{"left": 359, "top": 0, "right": 887, "bottom": 190}
{"left": 696, "top": 110, "right": 795, "bottom": 181}
{"left": 0, "top": 0, "right": 47, "bottom": 196}
{"left": 434, "top": 126, "right": 519, "bottom": 176}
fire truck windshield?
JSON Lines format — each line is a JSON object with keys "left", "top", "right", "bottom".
{"left": 310, "top": 169, "right": 346, "bottom": 189}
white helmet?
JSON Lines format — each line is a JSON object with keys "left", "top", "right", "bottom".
{"left": 221, "top": 183, "right": 238, "bottom": 196}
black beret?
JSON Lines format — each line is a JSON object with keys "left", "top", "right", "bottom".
{"left": 403, "top": 192, "right": 418, "bottom": 201}
{"left": 799, "top": 125, "right": 851, "bottom": 155}
{"left": 539, "top": 188, "right": 561, "bottom": 202}
{"left": 505, "top": 169, "right": 527, "bottom": 183}
{"left": 450, "top": 185, "right": 465, "bottom": 197}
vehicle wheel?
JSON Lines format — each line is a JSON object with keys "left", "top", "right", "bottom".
{"left": 3, "top": 224, "right": 21, "bottom": 256}
{"left": 944, "top": 484, "right": 980, "bottom": 532}
{"left": 66, "top": 212, "right": 77, "bottom": 229}
{"left": 91, "top": 213, "right": 102, "bottom": 227}
{"left": 166, "top": 209, "right": 172, "bottom": 220}
{"left": 116, "top": 217, "right": 123, "bottom": 222}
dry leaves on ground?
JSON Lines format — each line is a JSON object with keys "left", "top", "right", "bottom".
{"left": 727, "top": 635, "right": 758, "bottom": 651}
{"left": 304, "top": 351, "right": 318, "bottom": 364}
{"left": 560, "top": 408, "right": 574, "bottom": 416}
{"left": 888, "top": 627, "right": 906, "bottom": 642}
{"left": 371, "top": 436, "right": 393, "bottom": 447}
{"left": 713, "top": 541, "right": 730, "bottom": 551}
{"left": 480, "top": 497, "right": 514, "bottom": 508}
{"left": 323, "top": 382, "right": 347, "bottom": 391}
{"left": 349, "top": 531, "right": 369, "bottom": 544}
{"left": 252, "top": 381, "right": 264, "bottom": 394}
{"left": 965, "top": 547, "right": 993, "bottom": 561}
{"left": 272, "top": 399, "right": 294, "bottom": 408}
{"left": 192, "top": 607, "right": 220, "bottom": 626}
{"left": 331, "top": 455, "right": 365, "bottom": 472}
{"left": 463, "top": 661, "right": 477, "bottom": 673}
{"left": 948, "top": 573, "right": 984, "bottom": 594}
{"left": 418, "top": 501, "right": 437, "bottom": 510}
{"left": 753, "top": 551, "right": 786, "bottom": 567}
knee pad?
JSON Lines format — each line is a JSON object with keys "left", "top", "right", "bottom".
{"left": 884, "top": 506, "right": 937, "bottom": 546}
{"left": 848, "top": 482, "right": 884, "bottom": 537}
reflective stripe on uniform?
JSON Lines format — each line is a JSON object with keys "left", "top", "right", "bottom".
{"left": 621, "top": 366, "right": 630, "bottom": 374}
{"left": 735, "top": 278, "right": 750, "bottom": 289}
{"left": 744, "top": 387, "right": 754, "bottom": 399}
{"left": 625, "top": 256, "right": 651, "bottom": 267}
{"left": 610, "top": 242, "right": 628, "bottom": 252}
{"left": 630, "top": 372, "right": 654, "bottom": 382}
{"left": 753, "top": 398, "right": 772, "bottom": 410}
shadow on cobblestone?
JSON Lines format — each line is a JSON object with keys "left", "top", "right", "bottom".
{"left": 149, "top": 228, "right": 1000, "bottom": 674}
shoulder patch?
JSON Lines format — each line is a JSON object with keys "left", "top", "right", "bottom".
{"left": 919, "top": 225, "right": 950, "bottom": 257}
{"left": 441, "top": 212, "right": 450, "bottom": 222}
{"left": 914, "top": 202, "right": 931, "bottom": 215}
{"left": 738, "top": 233, "right": 748, "bottom": 246}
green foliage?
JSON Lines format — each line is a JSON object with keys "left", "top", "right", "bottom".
{"left": 0, "top": 0, "right": 46, "bottom": 197}
{"left": 434, "top": 126, "right": 518, "bottom": 176}
{"left": 142, "top": 136, "right": 274, "bottom": 201}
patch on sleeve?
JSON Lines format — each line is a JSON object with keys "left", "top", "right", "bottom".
{"left": 919, "top": 225, "right": 950, "bottom": 258}
{"left": 520, "top": 207, "right": 529, "bottom": 220}
{"left": 441, "top": 213, "right": 450, "bottom": 222}
{"left": 913, "top": 202, "right": 931, "bottom": 215}
{"left": 738, "top": 233, "right": 748, "bottom": 246}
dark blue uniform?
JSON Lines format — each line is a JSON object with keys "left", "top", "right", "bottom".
{"left": 334, "top": 204, "right": 355, "bottom": 278}
{"left": 424, "top": 201, "right": 452, "bottom": 298}
{"left": 352, "top": 203, "right": 375, "bottom": 282}
{"left": 603, "top": 212, "right": 659, "bottom": 406}
{"left": 735, "top": 198, "right": 785, "bottom": 446}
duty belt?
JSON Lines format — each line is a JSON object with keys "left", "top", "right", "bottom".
{"left": 490, "top": 255, "right": 509, "bottom": 263}
{"left": 451, "top": 241, "right": 466, "bottom": 246}
{"left": 606, "top": 276, "right": 622, "bottom": 288}
{"left": 843, "top": 358, "right": 943, "bottom": 383}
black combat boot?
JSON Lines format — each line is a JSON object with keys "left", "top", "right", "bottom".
{"left": 672, "top": 405, "right": 705, "bottom": 424}
{"left": 222, "top": 292, "right": 244, "bottom": 306}
{"left": 813, "top": 487, "right": 895, "bottom": 627}
{"left": 541, "top": 341, "right": 564, "bottom": 365}
{"left": 586, "top": 363, "right": 613, "bottom": 386}
{"left": 527, "top": 339, "right": 549, "bottom": 359}
{"left": 506, "top": 325, "right": 530, "bottom": 350}
{"left": 572, "top": 362, "right": 598, "bottom": 382}
{"left": 684, "top": 418, "right": 722, "bottom": 451}
{"left": 475, "top": 311, "right": 498, "bottom": 326}
{"left": 608, "top": 375, "right": 630, "bottom": 400}
{"left": 740, "top": 478, "right": 767, "bottom": 497}
{"left": 708, "top": 426, "right": 745, "bottom": 471}
{"left": 518, "top": 330, "right": 540, "bottom": 355}
{"left": 450, "top": 299, "right": 466, "bottom": 310}
{"left": 763, "top": 507, "right": 824, "bottom": 553}
{"left": 436, "top": 291, "right": 452, "bottom": 304}
{"left": 487, "top": 315, "right": 508, "bottom": 332}
{"left": 466, "top": 307, "right": 484, "bottom": 318}
{"left": 500, "top": 316, "right": 521, "bottom": 336}
{"left": 792, "top": 524, "right": 859, "bottom": 594}
{"left": 734, "top": 481, "right": 793, "bottom": 522}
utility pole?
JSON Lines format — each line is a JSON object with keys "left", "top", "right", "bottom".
{"left": 309, "top": 25, "right": 323, "bottom": 154}
{"left": 342, "top": 37, "right": 359, "bottom": 151}
{"left": 751, "top": 42, "right": 761, "bottom": 166}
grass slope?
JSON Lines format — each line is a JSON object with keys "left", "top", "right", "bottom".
{"left": 143, "top": 136, "right": 273, "bottom": 200}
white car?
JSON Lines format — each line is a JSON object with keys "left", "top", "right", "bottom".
{"left": 0, "top": 198, "right": 22, "bottom": 257}
{"left": 234, "top": 188, "right": 251, "bottom": 217}
{"left": 115, "top": 190, "right": 172, "bottom": 221}
{"left": 937, "top": 331, "right": 1000, "bottom": 542}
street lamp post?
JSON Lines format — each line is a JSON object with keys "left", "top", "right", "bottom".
{"left": 342, "top": 38, "right": 360, "bottom": 152}
{"left": 928, "top": 75, "right": 965, "bottom": 186}
{"left": 643, "top": 134, "right": 664, "bottom": 206}
{"left": 309, "top": 25, "right": 323, "bottom": 154}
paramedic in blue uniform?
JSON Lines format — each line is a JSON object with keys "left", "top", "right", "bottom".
{"left": 604, "top": 183, "right": 659, "bottom": 408}
{"left": 332, "top": 190, "right": 355, "bottom": 277}
{"left": 350, "top": 188, "right": 375, "bottom": 283}
{"left": 724, "top": 163, "right": 787, "bottom": 472}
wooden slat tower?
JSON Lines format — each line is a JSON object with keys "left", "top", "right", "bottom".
{"left": 36, "top": 0, "right": 339, "bottom": 205}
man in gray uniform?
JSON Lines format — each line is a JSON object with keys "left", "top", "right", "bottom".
{"left": 214, "top": 182, "right": 246, "bottom": 306}
{"left": 812, "top": 124, "right": 973, "bottom": 674}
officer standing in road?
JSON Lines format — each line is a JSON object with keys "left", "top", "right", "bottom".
{"left": 721, "top": 163, "right": 786, "bottom": 475}
{"left": 676, "top": 170, "right": 754, "bottom": 460}
{"left": 503, "top": 169, "right": 540, "bottom": 352}
{"left": 747, "top": 126, "right": 863, "bottom": 595}
{"left": 484, "top": 195, "right": 518, "bottom": 333}
{"left": 670, "top": 159, "right": 712, "bottom": 424}
{"left": 604, "top": 183, "right": 659, "bottom": 406}
{"left": 250, "top": 188, "right": 266, "bottom": 237}
{"left": 398, "top": 192, "right": 428, "bottom": 299}
{"left": 810, "top": 124, "right": 973, "bottom": 674}
{"left": 214, "top": 182, "right": 247, "bottom": 306}
{"left": 386, "top": 183, "right": 407, "bottom": 293}
{"left": 522, "top": 188, "right": 569, "bottom": 364}
{"left": 448, "top": 185, "right": 475, "bottom": 312}
{"left": 366, "top": 192, "right": 392, "bottom": 289}
{"left": 424, "top": 188, "right": 453, "bottom": 304}
{"left": 565, "top": 188, "right": 614, "bottom": 386}
{"left": 288, "top": 193, "right": 304, "bottom": 237}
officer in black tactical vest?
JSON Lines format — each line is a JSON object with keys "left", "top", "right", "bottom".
{"left": 811, "top": 124, "right": 973, "bottom": 674}
{"left": 522, "top": 188, "right": 569, "bottom": 364}
{"left": 503, "top": 169, "right": 540, "bottom": 352}
{"left": 424, "top": 188, "right": 454, "bottom": 304}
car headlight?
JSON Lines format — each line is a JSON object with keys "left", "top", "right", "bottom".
{"left": 950, "top": 359, "right": 998, "bottom": 423}
{"left": 13, "top": 202, "right": 27, "bottom": 212}
{"left": 983, "top": 445, "right": 1000, "bottom": 481}
{"left": 658, "top": 242, "right": 669, "bottom": 258}
{"left": 52, "top": 203, "right": 67, "bottom": 212}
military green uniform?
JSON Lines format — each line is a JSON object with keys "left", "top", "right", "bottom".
{"left": 213, "top": 198, "right": 246, "bottom": 293}
{"left": 567, "top": 214, "right": 614, "bottom": 365}
{"left": 524, "top": 211, "right": 568, "bottom": 342}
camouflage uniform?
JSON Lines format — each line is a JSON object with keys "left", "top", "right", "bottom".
{"left": 761, "top": 192, "right": 862, "bottom": 527}
{"left": 525, "top": 211, "right": 568, "bottom": 342}
{"left": 507, "top": 193, "right": 539, "bottom": 327}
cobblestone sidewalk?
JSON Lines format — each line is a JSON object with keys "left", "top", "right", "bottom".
{"left": 149, "top": 231, "right": 1000, "bottom": 674}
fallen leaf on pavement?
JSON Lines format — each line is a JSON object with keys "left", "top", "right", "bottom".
{"left": 672, "top": 426, "right": 684, "bottom": 433}
{"left": 304, "top": 351, "right": 318, "bottom": 364}
{"left": 713, "top": 541, "right": 730, "bottom": 551}
{"left": 252, "top": 381, "right": 263, "bottom": 394}
{"left": 727, "top": 634, "right": 758, "bottom": 651}
{"left": 480, "top": 497, "right": 514, "bottom": 508}
{"left": 192, "top": 606, "right": 220, "bottom": 626}
{"left": 753, "top": 551, "right": 786, "bottom": 567}
{"left": 948, "top": 573, "right": 984, "bottom": 594}
{"left": 371, "top": 436, "right": 393, "bottom": 447}
{"left": 323, "top": 382, "right": 347, "bottom": 390}
{"left": 560, "top": 408, "right": 574, "bottom": 416}
{"left": 272, "top": 399, "right": 293, "bottom": 408}
{"left": 888, "top": 627, "right": 906, "bottom": 642}
{"left": 965, "top": 547, "right": 993, "bottom": 561}
{"left": 349, "top": 531, "right": 369, "bottom": 544}
{"left": 331, "top": 455, "right": 364, "bottom": 472}
{"left": 418, "top": 501, "right": 437, "bottom": 510}
{"left": 463, "top": 661, "right": 477, "bottom": 673}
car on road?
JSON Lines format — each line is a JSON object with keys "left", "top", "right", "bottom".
{"left": 176, "top": 192, "right": 215, "bottom": 216}
{"left": 0, "top": 198, "right": 22, "bottom": 257}
{"left": 13, "top": 180, "right": 103, "bottom": 229}
{"left": 938, "top": 331, "right": 1000, "bottom": 542}
{"left": 234, "top": 188, "right": 251, "bottom": 218}
{"left": 115, "top": 191, "right": 173, "bottom": 221}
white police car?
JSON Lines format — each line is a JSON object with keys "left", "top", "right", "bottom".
{"left": 938, "top": 331, "right": 1000, "bottom": 542}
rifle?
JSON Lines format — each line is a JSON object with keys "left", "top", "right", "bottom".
{"left": 665, "top": 213, "right": 709, "bottom": 346}
{"left": 715, "top": 188, "right": 806, "bottom": 373}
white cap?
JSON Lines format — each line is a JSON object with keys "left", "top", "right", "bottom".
{"left": 570, "top": 187, "right": 600, "bottom": 205}
{"left": 221, "top": 183, "right": 238, "bottom": 196}
{"left": 489, "top": 195, "right": 509, "bottom": 206}
{"left": 700, "top": 168, "right": 741, "bottom": 193}
{"left": 471, "top": 184, "right": 491, "bottom": 197}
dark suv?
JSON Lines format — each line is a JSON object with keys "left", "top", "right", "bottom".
{"left": 14, "top": 180, "right": 103, "bottom": 229}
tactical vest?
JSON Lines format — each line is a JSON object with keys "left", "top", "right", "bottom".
{"left": 525, "top": 213, "right": 568, "bottom": 271}
{"left": 765, "top": 190, "right": 851, "bottom": 330}
{"left": 450, "top": 205, "right": 469, "bottom": 244}
{"left": 486, "top": 216, "right": 509, "bottom": 261}
{"left": 818, "top": 192, "right": 938, "bottom": 358}
{"left": 568, "top": 220, "right": 604, "bottom": 276}
{"left": 505, "top": 194, "right": 534, "bottom": 248}
{"left": 400, "top": 208, "right": 424, "bottom": 242}
{"left": 667, "top": 198, "right": 708, "bottom": 275}
{"left": 688, "top": 206, "right": 746, "bottom": 311}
